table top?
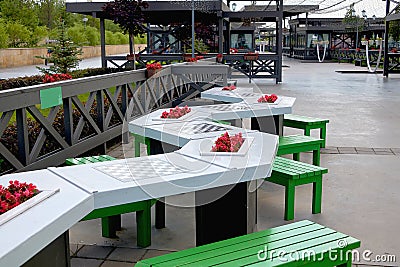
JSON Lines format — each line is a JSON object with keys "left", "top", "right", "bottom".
{"left": 0, "top": 169, "right": 93, "bottom": 267}
{"left": 130, "top": 118, "right": 256, "bottom": 147}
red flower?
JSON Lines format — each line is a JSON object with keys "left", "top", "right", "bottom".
{"left": 160, "top": 105, "right": 191, "bottom": 119}
{"left": 211, "top": 132, "right": 245, "bottom": 152}
{"left": 222, "top": 85, "right": 236, "bottom": 91}
{"left": 0, "top": 180, "right": 39, "bottom": 215}
{"left": 257, "top": 94, "right": 278, "bottom": 103}
{"left": 146, "top": 62, "right": 162, "bottom": 70}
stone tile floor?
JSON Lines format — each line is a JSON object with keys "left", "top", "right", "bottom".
{"left": 69, "top": 59, "right": 400, "bottom": 267}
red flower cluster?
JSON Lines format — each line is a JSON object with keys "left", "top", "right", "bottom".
{"left": 195, "top": 55, "right": 204, "bottom": 60}
{"left": 212, "top": 132, "right": 245, "bottom": 152}
{"left": 146, "top": 62, "right": 162, "bottom": 70}
{"left": 230, "top": 48, "right": 238, "bottom": 54}
{"left": 257, "top": 94, "right": 278, "bottom": 103}
{"left": 161, "top": 105, "right": 191, "bottom": 119}
{"left": 356, "top": 48, "right": 361, "bottom": 52}
{"left": 187, "top": 57, "right": 198, "bottom": 62}
{"left": 43, "top": 73, "right": 72, "bottom": 83}
{"left": 217, "top": 53, "right": 223, "bottom": 58}
{"left": 0, "top": 180, "right": 39, "bottom": 215}
{"left": 222, "top": 85, "right": 236, "bottom": 91}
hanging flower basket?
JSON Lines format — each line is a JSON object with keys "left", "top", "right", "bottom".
{"left": 361, "top": 40, "right": 368, "bottom": 46}
{"left": 146, "top": 62, "right": 162, "bottom": 78}
{"left": 216, "top": 54, "right": 223, "bottom": 63}
{"left": 244, "top": 52, "right": 259, "bottom": 61}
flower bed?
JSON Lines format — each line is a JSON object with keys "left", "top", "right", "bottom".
{"left": 160, "top": 106, "right": 192, "bottom": 119}
{"left": 0, "top": 180, "right": 38, "bottom": 215}
{"left": 222, "top": 85, "right": 236, "bottom": 91}
{"left": 43, "top": 73, "right": 72, "bottom": 83}
{"left": 212, "top": 132, "right": 244, "bottom": 152}
{"left": 257, "top": 94, "right": 278, "bottom": 103}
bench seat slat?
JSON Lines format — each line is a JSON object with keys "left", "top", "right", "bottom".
{"left": 156, "top": 232, "right": 350, "bottom": 267}
{"left": 284, "top": 114, "right": 329, "bottom": 125}
{"left": 153, "top": 226, "right": 331, "bottom": 267}
{"left": 137, "top": 221, "right": 316, "bottom": 266}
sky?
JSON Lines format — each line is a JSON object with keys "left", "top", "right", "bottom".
{"left": 66, "top": 0, "right": 389, "bottom": 18}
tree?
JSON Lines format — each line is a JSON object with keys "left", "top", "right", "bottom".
{"left": 389, "top": 6, "right": 400, "bottom": 43}
{"left": 103, "top": 0, "right": 149, "bottom": 69}
{"left": 35, "top": 0, "right": 65, "bottom": 30}
{"left": 37, "top": 20, "right": 82, "bottom": 74}
{"left": 0, "top": 19, "right": 9, "bottom": 48}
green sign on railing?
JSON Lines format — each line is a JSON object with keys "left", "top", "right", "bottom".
{"left": 40, "top": 86, "right": 62, "bottom": 109}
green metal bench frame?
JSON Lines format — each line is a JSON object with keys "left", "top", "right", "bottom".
{"left": 277, "top": 135, "right": 324, "bottom": 166}
{"left": 136, "top": 220, "right": 360, "bottom": 267}
{"left": 283, "top": 114, "right": 329, "bottom": 148}
{"left": 268, "top": 156, "right": 328, "bottom": 220}
{"left": 65, "top": 155, "right": 155, "bottom": 248}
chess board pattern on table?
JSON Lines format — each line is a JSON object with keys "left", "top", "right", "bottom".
{"left": 238, "top": 92, "right": 259, "bottom": 97}
{"left": 180, "top": 123, "right": 230, "bottom": 135}
{"left": 208, "top": 105, "right": 250, "bottom": 111}
{"left": 94, "top": 158, "right": 189, "bottom": 183}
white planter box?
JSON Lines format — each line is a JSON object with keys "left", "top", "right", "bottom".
{"left": 256, "top": 97, "right": 282, "bottom": 105}
{"left": 152, "top": 110, "right": 196, "bottom": 122}
{"left": 0, "top": 189, "right": 60, "bottom": 226}
{"left": 200, "top": 137, "right": 254, "bottom": 157}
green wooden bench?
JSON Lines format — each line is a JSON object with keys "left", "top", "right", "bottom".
{"left": 136, "top": 220, "right": 360, "bottom": 267}
{"left": 65, "top": 155, "right": 155, "bottom": 248}
{"left": 268, "top": 156, "right": 328, "bottom": 221}
{"left": 278, "top": 135, "right": 324, "bottom": 166}
{"left": 133, "top": 133, "right": 151, "bottom": 157}
{"left": 283, "top": 114, "right": 329, "bottom": 148}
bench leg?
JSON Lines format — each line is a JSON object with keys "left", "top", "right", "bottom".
{"left": 304, "top": 127, "right": 311, "bottom": 136}
{"left": 155, "top": 198, "right": 166, "bottom": 229}
{"left": 134, "top": 138, "right": 141, "bottom": 157}
{"left": 338, "top": 259, "right": 352, "bottom": 267}
{"left": 293, "top": 153, "right": 300, "bottom": 162}
{"left": 145, "top": 138, "right": 151, "bottom": 156}
{"left": 313, "top": 149, "right": 320, "bottom": 166}
{"left": 101, "top": 215, "right": 121, "bottom": 238}
{"left": 320, "top": 125, "right": 327, "bottom": 148}
{"left": 312, "top": 176, "right": 322, "bottom": 214}
{"left": 136, "top": 202, "right": 151, "bottom": 248}
{"left": 284, "top": 182, "right": 295, "bottom": 221}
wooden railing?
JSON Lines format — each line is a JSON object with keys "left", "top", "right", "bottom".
{"left": 0, "top": 61, "right": 228, "bottom": 174}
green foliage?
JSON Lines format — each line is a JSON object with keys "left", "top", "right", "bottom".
{"left": 105, "top": 30, "right": 118, "bottom": 45}
{"left": 0, "top": 19, "right": 9, "bottom": 48}
{"left": 114, "top": 32, "right": 129, "bottom": 44}
{"left": 35, "top": 0, "right": 64, "bottom": 29}
{"left": 37, "top": 21, "right": 82, "bottom": 74}
{"left": 105, "top": 19, "right": 122, "bottom": 33}
{"left": 186, "top": 37, "right": 210, "bottom": 53}
{"left": 29, "top": 26, "right": 48, "bottom": 47}
{"left": 66, "top": 24, "right": 100, "bottom": 46}
{"left": 389, "top": 6, "right": 400, "bottom": 42}
{"left": 0, "top": 0, "right": 38, "bottom": 30}
{"left": 6, "top": 22, "right": 31, "bottom": 47}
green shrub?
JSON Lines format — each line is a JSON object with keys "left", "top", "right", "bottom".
{"left": 67, "top": 24, "right": 88, "bottom": 46}
{"left": 105, "top": 30, "right": 118, "bottom": 45}
{"left": 114, "top": 32, "right": 129, "bottom": 44}
{"left": 6, "top": 22, "right": 31, "bottom": 47}
{"left": 0, "top": 20, "right": 9, "bottom": 48}
{"left": 85, "top": 26, "right": 100, "bottom": 46}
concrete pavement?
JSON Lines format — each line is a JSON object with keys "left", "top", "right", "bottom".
{"left": 7, "top": 58, "right": 398, "bottom": 266}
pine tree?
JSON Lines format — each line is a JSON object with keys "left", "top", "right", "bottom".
{"left": 37, "top": 20, "right": 82, "bottom": 74}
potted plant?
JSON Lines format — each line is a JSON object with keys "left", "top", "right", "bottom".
{"left": 244, "top": 52, "right": 259, "bottom": 61}
{"left": 146, "top": 62, "right": 162, "bottom": 78}
{"left": 186, "top": 57, "right": 198, "bottom": 63}
{"left": 216, "top": 53, "right": 223, "bottom": 63}
{"left": 361, "top": 38, "right": 368, "bottom": 46}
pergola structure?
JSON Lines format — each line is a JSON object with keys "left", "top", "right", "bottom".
{"left": 66, "top": 1, "right": 317, "bottom": 83}
{"left": 383, "top": 0, "right": 400, "bottom": 77}
{"left": 285, "top": 17, "right": 385, "bottom": 60}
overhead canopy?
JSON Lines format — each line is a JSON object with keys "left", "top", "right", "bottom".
{"left": 66, "top": 1, "right": 224, "bottom": 25}
{"left": 241, "top": 4, "right": 319, "bottom": 18}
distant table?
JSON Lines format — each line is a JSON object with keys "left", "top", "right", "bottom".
{"left": 200, "top": 87, "right": 296, "bottom": 135}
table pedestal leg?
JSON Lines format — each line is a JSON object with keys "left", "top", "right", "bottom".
{"left": 22, "top": 231, "right": 70, "bottom": 267}
{"left": 195, "top": 181, "right": 256, "bottom": 246}
{"left": 149, "top": 139, "right": 179, "bottom": 229}
{"left": 251, "top": 115, "right": 283, "bottom": 136}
